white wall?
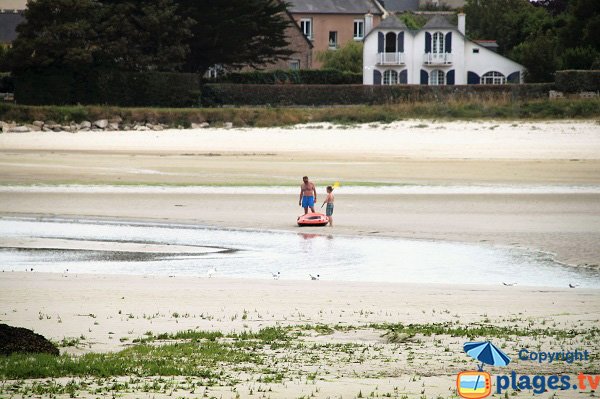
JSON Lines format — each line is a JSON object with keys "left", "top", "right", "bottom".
{"left": 464, "top": 41, "right": 525, "bottom": 83}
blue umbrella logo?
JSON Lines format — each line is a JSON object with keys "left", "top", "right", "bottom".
{"left": 462, "top": 341, "right": 511, "bottom": 397}
{"left": 464, "top": 341, "right": 511, "bottom": 370}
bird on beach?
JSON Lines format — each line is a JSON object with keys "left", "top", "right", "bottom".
{"left": 502, "top": 282, "right": 517, "bottom": 286}
{"left": 569, "top": 283, "right": 579, "bottom": 288}
{"left": 309, "top": 274, "right": 320, "bottom": 281}
{"left": 207, "top": 267, "right": 217, "bottom": 278}
{"left": 271, "top": 271, "right": 280, "bottom": 280}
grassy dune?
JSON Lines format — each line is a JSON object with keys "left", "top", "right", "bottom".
{"left": 1, "top": 98, "right": 599, "bottom": 128}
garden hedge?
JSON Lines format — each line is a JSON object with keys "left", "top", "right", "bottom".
{"left": 15, "top": 69, "right": 200, "bottom": 107}
{"left": 555, "top": 70, "right": 600, "bottom": 93}
{"left": 200, "top": 83, "right": 554, "bottom": 107}
{"left": 214, "top": 69, "right": 362, "bottom": 85}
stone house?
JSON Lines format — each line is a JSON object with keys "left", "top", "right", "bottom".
{"left": 362, "top": 13, "right": 524, "bottom": 85}
{"left": 288, "top": 0, "right": 386, "bottom": 68}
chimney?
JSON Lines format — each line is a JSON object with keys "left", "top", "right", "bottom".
{"left": 458, "top": 13, "right": 466, "bottom": 35}
{"left": 365, "top": 13, "right": 374, "bottom": 35}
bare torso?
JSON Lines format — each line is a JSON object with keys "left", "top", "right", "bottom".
{"left": 301, "top": 182, "right": 315, "bottom": 197}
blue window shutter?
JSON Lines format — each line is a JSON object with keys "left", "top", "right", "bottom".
{"left": 425, "top": 32, "right": 431, "bottom": 53}
{"left": 378, "top": 32, "right": 384, "bottom": 53}
{"left": 420, "top": 70, "right": 428, "bottom": 85}
{"left": 467, "top": 71, "right": 479, "bottom": 84}
{"left": 398, "top": 32, "right": 404, "bottom": 53}
{"left": 447, "top": 70, "right": 455, "bottom": 85}
{"left": 374, "top": 70, "right": 382, "bottom": 85}
{"left": 507, "top": 71, "right": 520, "bottom": 83}
{"left": 445, "top": 32, "right": 452, "bottom": 53}
{"left": 399, "top": 69, "right": 408, "bottom": 84}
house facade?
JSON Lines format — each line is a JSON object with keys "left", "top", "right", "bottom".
{"left": 239, "top": 10, "right": 314, "bottom": 72}
{"left": 288, "top": 0, "right": 385, "bottom": 68}
{"left": 363, "top": 14, "right": 525, "bottom": 85}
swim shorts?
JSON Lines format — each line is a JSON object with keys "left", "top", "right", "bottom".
{"left": 326, "top": 203, "right": 334, "bottom": 216}
{"left": 302, "top": 196, "right": 315, "bottom": 208}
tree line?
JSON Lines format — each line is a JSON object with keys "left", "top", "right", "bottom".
{"left": 2, "top": 0, "right": 291, "bottom": 75}
{"left": 465, "top": 0, "right": 599, "bottom": 81}
{"left": 0, "top": 0, "right": 598, "bottom": 83}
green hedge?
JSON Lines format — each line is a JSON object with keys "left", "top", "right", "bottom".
{"left": 15, "top": 69, "right": 200, "bottom": 107}
{"left": 200, "top": 83, "right": 554, "bottom": 107}
{"left": 214, "top": 69, "right": 362, "bottom": 85}
{"left": 0, "top": 73, "right": 14, "bottom": 92}
{"left": 555, "top": 70, "right": 600, "bottom": 93}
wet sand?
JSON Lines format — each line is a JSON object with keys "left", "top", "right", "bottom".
{"left": 1, "top": 120, "right": 599, "bottom": 398}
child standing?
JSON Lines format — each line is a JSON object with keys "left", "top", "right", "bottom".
{"left": 322, "top": 186, "right": 335, "bottom": 227}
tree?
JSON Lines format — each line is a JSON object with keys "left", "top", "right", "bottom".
{"left": 510, "top": 32, "right": 559, "bottom": 82}
{"left": 96, "top": 0, "right": 192, "bottom": 72}
{"left": 464, "top": 0, "right": 552, "bottom": 55}
{"left": 8, "top": 0, "right": 102, "bottom": 72}
{"left": 317, "top": 41, "right": 363, "bottom": 73}
{"left": 175, "top": 0, "right": 292, "bottom": 74}
{"left": 8, "top": 0, "right": 192, "bottom": 73}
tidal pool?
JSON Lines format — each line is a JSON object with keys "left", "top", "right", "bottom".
{"left": 0, "top": 217, "right": 598, "bottom": 288}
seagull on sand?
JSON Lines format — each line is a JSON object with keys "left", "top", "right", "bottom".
{"left": 271, "top": 271, "right": 280, "bottom": 280}
{"left": 502, "top": 282, "right": 517, "bottom": 286}
{"left": 569, "top": 283, "right": 579, "bottom": 288}
{"left": 309, "top": 274, "right": 320, "bottom": 281}
{"left": 207, "top": 267, "right": 217, "bottom": 278}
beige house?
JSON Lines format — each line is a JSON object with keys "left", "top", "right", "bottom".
{"left": 288, "top": 0, "right": 385, "bottom": 68}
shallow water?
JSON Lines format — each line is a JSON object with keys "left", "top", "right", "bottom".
{"left": 1, "top": 217, "right": 598, "bottom": 288}
{"left": 1, "top": 184, "right": 600, "bottom": 195}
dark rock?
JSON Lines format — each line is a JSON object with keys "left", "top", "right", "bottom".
{"left": 0, "top": 324, "right": 59, "bottom": 356}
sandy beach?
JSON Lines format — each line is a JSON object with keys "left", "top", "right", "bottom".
{"left": 1, "top": 119, "right": 599, "bottom": 398}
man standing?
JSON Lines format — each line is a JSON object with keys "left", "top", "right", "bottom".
{"left": 299, "top": 176, "right": 317, "bottom": 214}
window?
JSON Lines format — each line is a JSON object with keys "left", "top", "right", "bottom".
{"left": 328, "top": 31, "right": 338, "bottom": 49}
{"left": 383, "top": 70, "right": 398, "bottom": 85}
{"left": 385, "top": 32, "right": 396, "bottom": 53}
{"left": 289, "top": 60, "right": 300, "bottom": 70}
{"left": 206, "top": 65, "right": 223, "bottom": 79}
{"left": 481, "top": 71, "right": 506, "bottom": 84}
{"left": 429, "top": 69, "right": 445, "bottom": 85}
{"left": 300, "top": 18, "right": 312, "bottom": 40}
{"left": 432, "top": 32, "right": 444, "bottom": 54}
{"left": 354, "top": 19, "right": 364, "bottom": 40}
{"left": 473, "top": 48, "right": 479, "bottom": 53}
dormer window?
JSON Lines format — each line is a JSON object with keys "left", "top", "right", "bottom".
{"left": 432, "top": 32, "right": 444, "bottom": 54}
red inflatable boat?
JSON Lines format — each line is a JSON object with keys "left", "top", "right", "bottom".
{"left": 297, "top": 212, "right": 329, "bottom": 227}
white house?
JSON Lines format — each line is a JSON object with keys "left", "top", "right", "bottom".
{"left": 363, "top": 14, "right": 525, "bottom": 85}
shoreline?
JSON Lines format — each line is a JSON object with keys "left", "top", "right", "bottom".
{"left": 1, "top": 120, "right": 600, "bottom": 398}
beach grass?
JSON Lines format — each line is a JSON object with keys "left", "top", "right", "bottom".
{"left": 1, "top": 98, "right": 599, "bottom": 128}
{"left": 1, "top": 322, "right": 598, "bottom": 397}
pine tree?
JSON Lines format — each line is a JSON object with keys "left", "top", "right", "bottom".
{"left": 176, "top": 0, "right": 293, "bottom": 74}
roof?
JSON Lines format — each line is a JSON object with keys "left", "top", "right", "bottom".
{"left": 0, "top": 0, "right": 27, "bottom": 9}
{"left": 0, "top": 10, "right": 24, "bottom": 44}
{"left": 379, "top": 0, "right": 418, "bottom": 12}
{"left": 377, "top": 15, "right": 408, "bottom": 29}
{"left": 422, "top": 14, "right": 455, "bottom": 29}
{"left": 474, "top": 40, "right": 499, "bottom": 48}
{"left": 288, "top": 0, "right": 383, "bottom": 15}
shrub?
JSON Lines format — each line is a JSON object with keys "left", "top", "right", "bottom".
{"left": 0, "top": 73, "right": 14, "bottom": 93}
{"left": 200, "top": 83, "right": 554, "bottom": 107}
{"left": 214, "top": 69, "right": 362, "bottom": 85}
{"left": 555, "top": 70, "right": 600, "bottom": 93}
{"left": 14, "top": 69, "right": 200, "bottom": 107}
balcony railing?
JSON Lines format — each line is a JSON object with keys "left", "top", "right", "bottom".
{"left": 423, "top": 53, "right": 452, "bottom": 65}
{"left": 377, "top": 52, "right": 405, "bottom": 65}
